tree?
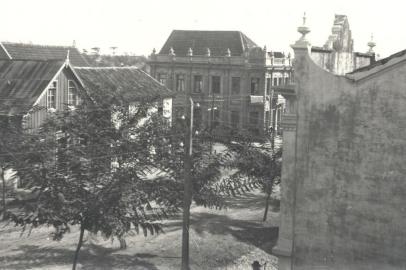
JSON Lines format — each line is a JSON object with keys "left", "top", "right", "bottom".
{"left": 145, "top": 109, "right": 226, "bottom": 270}
{"left": 0, "top": 115, "right": 22, "bottom": 219}
{"left": 222, "top": 134, "right": 282, "bottom": 221}
{"left": 5, "top": 91, "right": 172, "bottom": 270}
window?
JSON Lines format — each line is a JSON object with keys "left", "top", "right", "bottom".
{"left": 68, "top": 80, "right": 80, "bottom": 106}
{"left": 212, "top": 109, "right": 220, "bottom": 127}
{"left": 231, "top": 111, "right": 240, "bottom": 128}
{"left": 266, "top": 78, "right": 271, "bottom": 95}
{"left": 158, "top": 73, "right": 167, "bottom": 85}
{"left": 211, "top": 76, "right": 221, "bottom": 94}
{"left": 273, "top": 77, "right": 278, "bottom": 86}
{"left": 249, "top": 111, "right": 259, "bottom": 125}
{"left": 193, "top": 75, "right": 203, "bottom": 93}
{"left": 278, "top": 77, "right": 283, "bottom": 86}
{"left": 176, "top": 74, "right": 185, "bottom": 91}
{"left": 251, "top": 78, "right": 260, "bottom": 95}
{"left": 231, "top": 77, "right": 240, "bottom": 94}
{"left": 47, "top": 81, "right": 57, "bottom": 109}
{"left": 285, "top": 77, "right": 289, "bottom": 85}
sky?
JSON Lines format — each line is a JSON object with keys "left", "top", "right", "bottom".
{"left": 1, "top": 0, "right": 405, "bottom": 58}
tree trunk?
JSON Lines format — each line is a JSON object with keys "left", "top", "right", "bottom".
{"left": 119, "top": 237, "right": 127, "bottom": 249}
{"left": 1, "top": 167, "right": 6, "bottom": 220}
{"left": 263, "top": 191, "right": 272, "bottom": 222}
{"left": 72, "top": 224, "right": 85, "bottom": 270}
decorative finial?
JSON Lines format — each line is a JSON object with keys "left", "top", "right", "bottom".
{"left": 152, "top": 48, "right": 156, "bottom": 55}
{"left": 297, "top": 12, "right": 311, "bottom": 43}
{"left": 263, "top": 45, "right": 267, "bottom": 52}
{"left": 270, "top": 51, "right": 274, "bottom": 57}
{"left": 188, "top": 47, "right": 193, "bottom": 56}
{"left": 226, "top": 48, "right": 231, "bottom": 57}
{"left": 72, "top": 40, "right": 76, "bottom": 48}
{"left": 169, "top": 47, "right": 175, "bottom": 56}
{"left": 206, "top": 47, "right": 211, "bottom": 57}
{"left": 367, "top": 33, "right": 376, "bottom": 53}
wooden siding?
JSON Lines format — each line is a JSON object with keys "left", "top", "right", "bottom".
{"left": 25, "top": 67, "right": 85, "bottom": 129}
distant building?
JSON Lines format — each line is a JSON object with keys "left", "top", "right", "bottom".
{"left": 0, "top": 42, "right": 89, "bottom": 66}
{"left": 148, "top": 30, "right": 293, "bottom": 137}
{"left": 310, "top": 14, "right": 375, "bottom": 75}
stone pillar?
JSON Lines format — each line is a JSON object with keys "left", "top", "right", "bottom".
{"left": 273, "top": 13, "right": 311, "bottom": 270}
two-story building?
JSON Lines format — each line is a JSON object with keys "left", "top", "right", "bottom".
{"left": 148, "top": 30, "right": 293, "bottom": 137}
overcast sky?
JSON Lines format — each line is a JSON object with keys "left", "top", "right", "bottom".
{"left": 1, "top": 0, "right": 404, "bottom": 58}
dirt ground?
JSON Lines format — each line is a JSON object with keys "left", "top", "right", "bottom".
{"left": 0, "top": 189, "right": 280, "bottom": 270}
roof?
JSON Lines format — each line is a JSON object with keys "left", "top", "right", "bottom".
{"left": 349, "top": 49, "right": 406, "bottom": 74}
{"left": 0, "top": 59, "right": 64, "bottom": 115}
{"left": 267, "top": 51, "right": 285, "bottom": 58}
{"left": 0, "top": 43, "right": 10, "bottom": 59}
{"left": 0, "top": 42, "right": 89, "bottom": 66}
{"left": 74, "top": 67, "right": 175, "bottom": 102}
{"left": 311, "top": 46, "right": 333, "bottom": 53}
{"left": 159, "top": 30, "right": 258, "bottom": 57}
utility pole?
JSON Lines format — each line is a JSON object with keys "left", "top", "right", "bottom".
{"left": 1, "top": 166, "right": 6, "bottom": 220}
{"left": 209, "top": 93, "right": 215, "bottom": 154}
{"left": 181, "top": 95, "right": 193, "bottom": 270}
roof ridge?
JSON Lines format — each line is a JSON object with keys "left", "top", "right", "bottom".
{"left": 0, "top": 58, "right": 64, "bottom": 63}
{"left": 0, "top": 42, "right": 12, "bottom": 59}
{"left": 172, "top": 30, "right": 241, "bottom": 33}
{"left": 2, "top": 41, "right": 77, "bottom": 49}
{"left": 74, "top": 66, "right": 140, "bottom": 70}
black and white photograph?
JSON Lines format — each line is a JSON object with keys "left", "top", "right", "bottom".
{"left": 0, "top": 0, "right": 405, "bottom": 269}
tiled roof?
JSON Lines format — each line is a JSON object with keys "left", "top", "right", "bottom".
{"left": 159, "top": 30, "right": 258, "bottom": 57}
{"left": 0, "top": 43, "right": 11, "bottom": 59}
{"left": 349, "top": 49, "right": 406, "bottom": 74}
{"left": 0, "top": 59, "right": 63, "bottom": 115}
{"left": 74, "top": 67, "right": 175, "bottom": 102}
{"left": 0, "top": 42, "right": 89, "bottom": 66}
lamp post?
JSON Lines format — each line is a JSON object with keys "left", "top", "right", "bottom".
{"left": 181, "top": 96, "right": 200, "bottom": 270}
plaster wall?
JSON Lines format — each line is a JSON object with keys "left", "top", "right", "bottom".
{"left": 290, "top": 49, "right": 406, "bottom": 270}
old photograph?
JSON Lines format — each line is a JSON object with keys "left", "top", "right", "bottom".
{"left": 0, "top": 0, "right": 405, "bottom": 269}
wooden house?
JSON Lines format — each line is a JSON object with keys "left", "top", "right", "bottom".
{"left": 0, "top": 59, "right": 87, "bottom": 129}
{"left": 0, "top": 59, "right": 175, "bottom": 131}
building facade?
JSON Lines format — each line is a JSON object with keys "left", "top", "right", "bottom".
{"left": 148, "top": 30, "right": 293, "bottom": 137}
